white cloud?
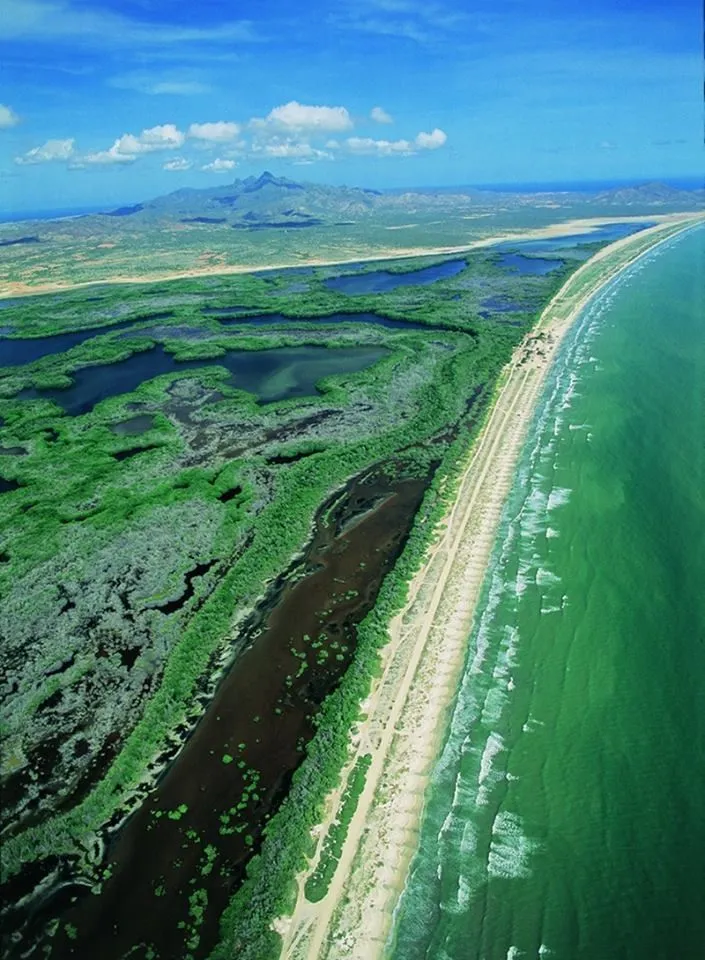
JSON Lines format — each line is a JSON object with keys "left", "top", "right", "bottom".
{"left": 79, "top": 123, "right": 185, "bottom": 165}
{"left": 343, "top": 127, "right": 447, "bottom": 157}
{"left": 79, "top": 144, "right": 137, "bottom": 166}
{"left": 118, "top": 123, "right": 185, "bottom": 153}
{"left": 163, "top": 157, "right": 192, "bottom": 171}
{"left": 345, "top": 136, "right": 414, "bottom": 156}
{"left": 202, "top": 158, "right": 236, "bottom": 172}
{"left": 259, "top": 101, "right": 353, "bottom": 133}
{"left": 255, "top": 140, "right": 330, "bottom": 160}
{"left": 15, "top": 138, "right": 75, "bottom": 165}
{"left": 0, "top": 104, "right": 20, "bottom": 129}
{"left": 370, "top": 106, "right": 393, "bottom": 124}
{"left": 188, "top": 121, "right": 240, "bottom": 143}
{"left": 415, "top": 127, "right": 447, "bottom": 149}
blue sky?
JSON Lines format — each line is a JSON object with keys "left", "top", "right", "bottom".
{"left": 1, "top": 0, "right": 702, "bottom": 212}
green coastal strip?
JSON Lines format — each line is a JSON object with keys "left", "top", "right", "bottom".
{"left": 304, "top": 754, "right": 372, "bottom": 904}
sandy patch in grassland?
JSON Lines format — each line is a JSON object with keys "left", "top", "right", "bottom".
{"left": 276, "top": 216, "right": 702, "bottom": 960}
{"left": 0, "top": 212, "right": 699, "bottom": 301}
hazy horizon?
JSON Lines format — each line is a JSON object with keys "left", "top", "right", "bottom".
{"left": 2, "top": 172, "right": 703, "bottom": 223}
{"left": 2, "top": 0, "right": 702, "bottom": 215}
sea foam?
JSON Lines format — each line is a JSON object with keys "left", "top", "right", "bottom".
{"left": 487, "top": 810, "right": 537, "bottom": 879}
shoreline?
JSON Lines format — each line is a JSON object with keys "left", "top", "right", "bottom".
{"left": 276, "top": 217, "right": 700, "bottom": 960}
{"left": 0, "top": 212, "right": 698, "bottom": 301}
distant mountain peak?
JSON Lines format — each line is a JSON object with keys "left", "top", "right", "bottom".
{"left": 52, "top": 172, "right": 702, "bottom": 236}
{"left": 593, "top": 181, "right": 701, "bottom": 205}
{"left": 242, "top": 171, "right": 304, "bottom": 193}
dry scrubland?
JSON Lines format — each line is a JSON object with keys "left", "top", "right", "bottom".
{"left": 0, "top": 209, "right": 693, "bottom": 298}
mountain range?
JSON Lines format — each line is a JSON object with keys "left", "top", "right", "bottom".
{"left": 94, "top": 172, "right": 703, "bottom": 230}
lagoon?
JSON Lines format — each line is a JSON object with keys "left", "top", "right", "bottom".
{"left": 18, "top": 344, "right": 388, "bottom": 415}
{"left": 324, "top": 258, "right": 467, "bottom": 294}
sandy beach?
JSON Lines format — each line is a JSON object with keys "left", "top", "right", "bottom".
{"left": 275, "top": 216, "right": 701, "bottom": 960}
{"left": 0, "top": 212, "right": 696, "bottom": 301}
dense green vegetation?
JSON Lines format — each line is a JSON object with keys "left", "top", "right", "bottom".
{"left": 304, "top": 753, "right": 372, "bottom": 903}
{"left": 0, "top": 240, "right": 594, "bottom": 958}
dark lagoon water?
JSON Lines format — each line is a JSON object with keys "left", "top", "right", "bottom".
{"left": 324, "top": 259, "right": 467, "bottom": 294}
{"left": 18, "top": 344, "right": 388, "bottom": 415}
{"left": 110, "top": 414, "right": 156, "bottom": 436}
{"left": 496, "top": 253, "right": 564, "bottom": 275}
{"left": 390, "top": 225, "right": 705, "bottom": 960}
{"left": 0, "top": 476, "right": 21, "bottom": 494}
{"left": 0, "top": 318, "right": 144, "bottom": 369}
{"left": 497, "top": 221, "right": 657, "bottom": 255}
{"left": 218, "top": 311, "right": 429, "bottom": 332}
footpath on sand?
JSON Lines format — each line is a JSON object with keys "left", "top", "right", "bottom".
{"left": 275, "top": 216, "right": 703, "bottom": 960}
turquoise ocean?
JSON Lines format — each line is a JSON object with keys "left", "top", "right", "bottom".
{"left": 389, "top": 225, "right": 705, "bottom": 960}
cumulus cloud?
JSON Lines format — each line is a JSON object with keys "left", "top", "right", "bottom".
{"left": 115, "top": 124, "right": 185, "bottom": 154}
{"left": 345, "top": 136, "right": 414, "bottom": 156}
{"left": 79, "top": 145, "right": 137, "bottom": 166}
{"left": 202, "top": 157, "right": 236, "bottom": 172}
{"left": 415, "top": 127, "right": 447, "bottom": 149}
{"left": 15, "top": 138, "right": 75, "bottom": 165}
{"left": 12, "top": 105, "right": 446, "bottom": 176}
{"left": 0, "top": 104, "right": 20, "bottom": 129}
{"left": 78, "top": 124, "right": 185, "bottom": 165}
{"left": 188, "top": 121, "right": 240, "bottom": 143}
{"left": 255, "top": 140, "right": 331, "bottom": 160}
{"left": 163, "top": 157, "right": 192, "bottom": 171}
{"left": 344, "top": 127, "right": 447, "bottom": 157}
{"left": 370, "top": 106, "right": 393, "bottom": 124}
{"left": 258, "top": 101, "right": 353, "bottom": 133}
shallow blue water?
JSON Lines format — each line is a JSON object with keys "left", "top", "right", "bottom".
{"left": 324, "top": 259, "right": 467, "bottom": 294}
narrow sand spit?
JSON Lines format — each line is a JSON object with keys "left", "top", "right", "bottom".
{"left": 277, "top": 217, "right": 702, "bottom": 960}
{"left": 0, "top": 212, "right": 696, "bottom": 300}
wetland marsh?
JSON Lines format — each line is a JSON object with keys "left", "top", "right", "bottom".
{"left": 0, "top": 226, "right": 662, "bottom": 958}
